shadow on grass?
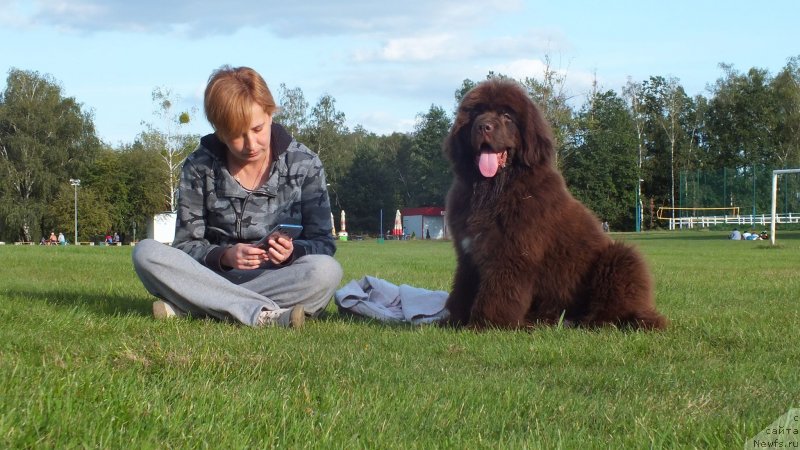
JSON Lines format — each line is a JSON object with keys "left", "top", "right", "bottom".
{"left": 315, "top": 308, "right": 425, "bottom": 329}
{"left": 5, "top": 288, "right": 151, "bottom": 318}
{"left": 5, "top": 287, "right": 416, "bottom": 329}
{"left": 5, "top": 288, "right": 667, "bottom": 334}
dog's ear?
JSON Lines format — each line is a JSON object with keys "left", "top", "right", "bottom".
{"left": 443, "top": 108, "right": 471, "bottom": 163}
{"left": 443, "top": 120, "right": 475, "bottom": 176}
{"left": 518, "top": 96, "right": 555, "bottom": 168}
{"left": 444, "top": 86, "right": 483, "bottom": 175}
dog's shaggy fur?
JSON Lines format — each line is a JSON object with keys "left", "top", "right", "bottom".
{"left": 443, "top": 79, "right": 667, "bottom": 330}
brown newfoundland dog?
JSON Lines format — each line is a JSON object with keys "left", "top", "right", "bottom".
{"left": 442, "top": 79, "right": 666, "bottom": 330}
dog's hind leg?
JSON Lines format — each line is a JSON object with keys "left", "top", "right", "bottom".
{"left": 582, "top": 242, "right": 667, "bottom": 330}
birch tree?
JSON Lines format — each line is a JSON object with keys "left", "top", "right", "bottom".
{"left": 142, "top": 87, "right": 197, "bottom": 211}
{"left": 522, "top": 54, "right": 576, "bottom": 167}
{"left": 643, "top": 76, "right": 690, "bottom": 222}
{"left": 273, "top": 83, "right": 308, "bottom": 138}
{"left": 622, "top": 78, "right": 647, "bottom": 227}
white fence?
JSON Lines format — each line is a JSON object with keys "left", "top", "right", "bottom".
{"left": 668, "top": 213, "right": 800, "bottom": 230}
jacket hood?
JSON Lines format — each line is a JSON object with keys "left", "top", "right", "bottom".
{"left": 199, "top": 123, "right": 293, "bottom": 162}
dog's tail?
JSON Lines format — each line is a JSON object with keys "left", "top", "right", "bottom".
{"left": 625, "top": 308, "right": 669, "bottom": 330}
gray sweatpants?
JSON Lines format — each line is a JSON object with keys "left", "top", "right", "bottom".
{"left": 132, "top": 239, "right": 343, "bottom": 326}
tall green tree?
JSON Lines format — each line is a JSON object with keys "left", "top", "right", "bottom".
{"left": 46, "top": 183, "right": 112, "bottom": 242}
{"left": 407, "top": 105, "right": 452, "bottom": 207}
{"left": 382, "top": 132, "right": 415, "bottom": 207}
{"left": 705, "top": 65, "right": 777, "bottom": 169}
{"left": 0, "top": 68, "right": 101, "bottom": 242}
{"left": 770, "top": 56, "right": 800, "bottom": 167}
{"left": 703, "top": 66, "right": 777, "bottom": 215}
{"left": 118, "top": 139, "right": 173, "bottom": 240}
{"left": 81, "top": 147, "right": 129, "bottom": 234}
{"left": 453, "top": 78, "right": 478, "bottom": 112}
{"left": 274, "top": 83, "right": 308, "bottom": 138}
{"left": 642, "top": 76, "right": 693, "bottom": 222}
{"left": 564, "top": 90, "right": 639, "bottom": 230}
{"left": 522, "top": 54, "right": 576, "bottom": 168}
{"left": 304, "top": 93, "right": 351, "bottom": 209}
{"left": 339, "top": 136, "right": 399, "bottom": 234}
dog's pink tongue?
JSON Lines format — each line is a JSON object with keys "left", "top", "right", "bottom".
{"left": 478, "top": 152, "right": 500, "bottom": 178}
{"left": 478, "top": 152, "right": 500, "bottom": 177}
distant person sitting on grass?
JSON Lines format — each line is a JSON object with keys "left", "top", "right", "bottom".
{"left": 48, "top": 231, "right": 57, "bottom": 245}
{"left": 58, "top": 232, "right": 65, "bottom": 245}
{"left": 729, "top": 228, "right": 742, "bottom": 240}
{"left": 132, "top": 65, "right": 342, "bottom": 329}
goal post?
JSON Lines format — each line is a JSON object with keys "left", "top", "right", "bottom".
{"left": 770, "top": 168, "right": 800, "bottom": 246}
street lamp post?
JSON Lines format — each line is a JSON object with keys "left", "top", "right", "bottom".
{"left": 69, "top": 179, "right": 80, "bottom": 245}
{"left": 635, "top": 178, "right": 643, "bottom": 232}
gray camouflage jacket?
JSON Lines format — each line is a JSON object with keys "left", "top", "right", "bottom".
{"left": 173, "top": 123, "right": 336, "bottom": 271}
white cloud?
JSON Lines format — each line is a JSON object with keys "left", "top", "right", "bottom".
{"left": 353, "top": 34, "right": 467, "bottom": 63}
{"left": 352, "top": 28, "right": 570, "bottom": 65}
{"left": 482, "top": 29, "right": 571, "bottom": 58}
{"left": 492, "top": 59, "right": 551, "bottom": 80}
{"left": 0, "top": 0, "right": 33, "bottom": 27}
{"left": 489, "top": 58, "right": 598, "bottom": 102}
{"left": 46, "top": 0, "right": 105, "bottom": 17}
{"left": 353, "top": 110, "right": 417, "bottom": 135}
{"left": 12, "top": 0, "right": 524, "bottom": 37}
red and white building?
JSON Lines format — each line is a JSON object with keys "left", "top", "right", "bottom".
{"left": 401, "top": 207, "right": 448, "bottom": 240}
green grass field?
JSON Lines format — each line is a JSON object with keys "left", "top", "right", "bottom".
{"left": 1, "top": 231, "right": 799, "bottom": 448}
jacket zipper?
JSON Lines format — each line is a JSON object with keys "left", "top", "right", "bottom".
{"left": 234, "top": 177, "right": 276, "bottom": 240}
{"left": 236, "top": 192, "right": 251, "bottom": 238}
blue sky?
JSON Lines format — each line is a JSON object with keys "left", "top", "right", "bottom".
{"left": 1, "top": 0, "right": 798, "bottom": 145}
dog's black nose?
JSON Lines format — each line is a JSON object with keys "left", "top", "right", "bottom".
{"left": 478, "top": 122, "right": 493, "bottom": 134}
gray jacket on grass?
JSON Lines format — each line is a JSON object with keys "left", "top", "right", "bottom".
{"left": 173, "top": 123, "right": 336, "bottom": 271}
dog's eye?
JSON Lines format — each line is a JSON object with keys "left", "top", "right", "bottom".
{"left": 502, "top": 112, "right": 516, "bottom": 123}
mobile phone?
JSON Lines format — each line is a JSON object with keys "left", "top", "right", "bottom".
{"left": 254, "top": 224, "right": 303, "bottom": 248}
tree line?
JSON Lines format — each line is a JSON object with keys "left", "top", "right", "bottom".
{"left": 1, "top": 55, "right": 799, "bottom": 242}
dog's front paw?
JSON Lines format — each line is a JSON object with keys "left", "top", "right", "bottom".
{"left": 438, "top": 313, "right": 465, "bottom": 328}
{"left": 465, "top": 321, "right": 490, "bottom": 332}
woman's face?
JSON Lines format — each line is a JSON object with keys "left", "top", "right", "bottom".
{"left": 221, "top": 102, "right": 272, "bottom": 164}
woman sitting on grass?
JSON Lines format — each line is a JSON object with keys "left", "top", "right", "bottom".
{"left": 132, "top": 66, "right": 342, "bottom": 328}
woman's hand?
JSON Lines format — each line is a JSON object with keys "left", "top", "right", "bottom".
{"left": 222, "top": 243, "right": 268, "bottom": 270}
{"left": 264, "top": 235, "right": 294, "bottom": 265}
{"left": 221, "top": 237, "right": 294, "bottom": 270}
